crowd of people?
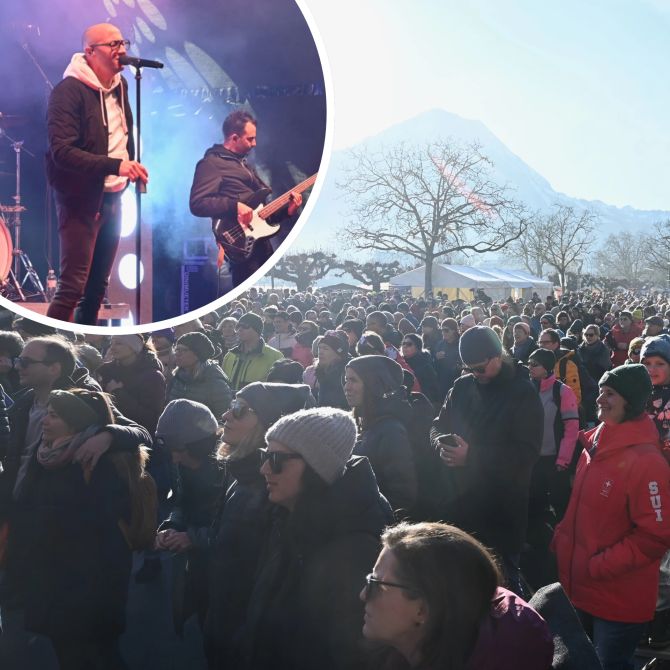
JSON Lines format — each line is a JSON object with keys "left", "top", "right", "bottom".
{"left": 1, "top": 284, "right": 670, "bottom": 669}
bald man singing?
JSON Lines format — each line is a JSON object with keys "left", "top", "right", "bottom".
{"left": 46, "top": 23, "right": 149, "bottom": 324}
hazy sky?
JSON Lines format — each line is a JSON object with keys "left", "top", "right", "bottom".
{"left": 305, "top": 0, "right": 670, "bottom": 212}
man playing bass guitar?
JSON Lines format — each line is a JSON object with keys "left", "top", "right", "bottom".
{"left": 189, "top": 110, "right": 302, "bottom": 287}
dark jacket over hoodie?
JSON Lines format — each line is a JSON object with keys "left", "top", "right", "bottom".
{"left": 431, "top": 358, "right": 544, "bottom": 555}
{"left": 46, "top": 53, "right": 134, "bottom": 213}
{"left": 243, "top": 457, "right": 393, "bottom": 670}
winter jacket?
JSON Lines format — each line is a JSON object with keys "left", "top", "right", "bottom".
{"left": 243, "top": 456, "right": 393, "bottom": 670}
{"left": 606, "top": 322, "right": 643, "bottom": 367}
{"left": 430, "top": 358, "right": 544, "bottom": 555}
{"left": 404, "top": 351, "right": 440, "bottom": 404}
{"left": 17, "top": 446, "right": 132, "bottom": 639}
{"left": 353, "top": 393, "right": 418, "bottom": 514}
{"left": 46, "top": 61, "right": 134, "bottom": 213}
{"left": 96, "top": 351, "right": 166, "bottom": 433}
{"left": 314, "top": 357, "right": 351, "bottom": 411}
{"left": 222, "top": 339, "right": 283, "bottom": 392}
{"left": 579, "top": 340, "right": 611, "bottom": 384}
{"left": 553, "top": 349, "right": 582, "bottom": 406}
{"left": 535, "top": 375, "right": 579, "bottom": 467}
{"left": 512, "top": 337, "right": 538, "bottom": 364}
{"left": 167, "top": 360, "right": 232, "bottom": 419}
{"left": 267, "top": 332, "right": 297, "bottom": 357}
{"left": 205, "top": 451, "right": 273, "bottom": 669}
{"left": 553, "top": 416, "right": 670, "bottom": 622}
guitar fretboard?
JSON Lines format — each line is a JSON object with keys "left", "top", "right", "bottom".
{"left": 258, "top": 174, "right": 318, "bottom": 220}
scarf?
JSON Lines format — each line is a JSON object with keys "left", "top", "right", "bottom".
{"left": 36, "top": 424, "right": 101, "bottom": 472}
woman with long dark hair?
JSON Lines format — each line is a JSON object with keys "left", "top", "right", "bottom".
{"left": 362, "top": 522, "right": 553, "bottom": 670}
{"left": 242, "top": 407, "right": 392, "bottom": 670}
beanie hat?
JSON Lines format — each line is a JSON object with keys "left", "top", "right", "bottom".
{"left": 421, "top": 316, "right": 439, "bottom": 330}
{"left": 529, "top": 348, "right": 556, "bottom": 375}
{"left": 265, "top": 407, "right": 356, "bottom": 484}
{"left": 459, "top": 326, "right": 503, "bottom": 365}
{"left": 341, "top": 319, "right": 364, "bottom": 340}
{"left": 237, "top": 382, "right": 312, "bottom": 428}
{"left": 646, "top": 315, "right": 665, "bottom": 328}
{"left": 237, "top": 312, "right": 264, "bottom": 335}
{"left": 155, "top": 399, "right": 218, "bottom": 451}
{"left": 540, "top": 313, "right": 556, "bottom": 326}
{"left": 48, "top": 389, "right": 108, "bottom": 432}
{"left": 459, "top": 314, "right": 476, "bottom": 330}
{"left": 320, "top": 330, "right": 349, "bottom": 358}
{"left": 513, "top": 321, "right": 530, "bottom": 335}
{"left": 641, "top": 334, "right": 670, "bottom": 365}
{"left": 151, "top": 328, "right": 175, "bottom": 344}
{"left": 177, "top": 332, "right": 215, "bottom": 362}
{"left": 599, "top": 364, "right": 652, "bottom": 419}
{"left": 629, "top": 337, "right": 645, "bottom": 355}
{"left": 111, "top": 334, "right": 144, "bottom": 355}
{"left": 346, "top": 354, "right": 404, "bottom": 397}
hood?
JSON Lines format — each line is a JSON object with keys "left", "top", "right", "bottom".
{"left": 64, "top": 52, "right": 121, "bottom": 92}
{"left": 63, "top": 52, "right": 126, "bottom": 132}
{"left": 584, "top": 414, "right": 660, "bottom": 456}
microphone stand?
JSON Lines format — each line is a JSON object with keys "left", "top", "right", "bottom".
{"left": 128, "top": 63, "right": 146, "bottom": 325}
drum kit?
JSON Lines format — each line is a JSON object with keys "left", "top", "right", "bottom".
{"left": 0, "top": 112, "right": 47, "bottom": 302}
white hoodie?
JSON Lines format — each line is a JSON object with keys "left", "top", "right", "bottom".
{"left": 63, "top": 53, "right": 129, "bottom": 192}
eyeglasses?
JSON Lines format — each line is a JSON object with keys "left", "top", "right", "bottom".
{"left": 228, "top": 399, "right": 256, "bottom": 420}
{"left": 362, "top": 574, "right": 416, "bottom": 601}
{"left": 464, "top": 358, "right": 491, "bottom": 374}
{"left": 89, "top": 39, "right": 131, "bottom": 50}
{"left": 259, "top": 448, "right": 303, "bottom": 474}
{"left": 16, "top": 356, "right": 51, "bottom": 369}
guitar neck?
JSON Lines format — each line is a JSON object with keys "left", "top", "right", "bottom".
{"left": 258, "top": 173, "right": 318, "bottom": 219}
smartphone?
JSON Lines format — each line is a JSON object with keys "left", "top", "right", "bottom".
{"left": 439, "top": 434, "right": 459, "bottom": 447}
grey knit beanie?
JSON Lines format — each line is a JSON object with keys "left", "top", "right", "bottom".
{"left": 156, "top": 399, "right": 218, "bottom": 451}
{"left": 265, "top": 407, "right": 356, "bottom": 484}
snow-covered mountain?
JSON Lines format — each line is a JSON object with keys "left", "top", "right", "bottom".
{"left": 297, "top": 108, "right": 668, "bottom": 257}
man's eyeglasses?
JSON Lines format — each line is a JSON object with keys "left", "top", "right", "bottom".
{"left": 89, "top": 39, "right": 131, "bottom": 50}
{"left": 228, "top": 399, "right": 256, "bottom": 420}
{"left": 259, "top": 448, "right": 303, "bottom": 474}
{"left": 362, "top": 574, "right": 416, "bottom": 601}
{"left": 464, "top": 358, "right": 490, "bottom": 374}
{"left": 16, "top": 356, "right": 51, "bottom": 369}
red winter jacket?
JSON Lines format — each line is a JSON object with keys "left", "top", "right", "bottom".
{"left": 553, "top": 415, "right": 670, "bottom": 622}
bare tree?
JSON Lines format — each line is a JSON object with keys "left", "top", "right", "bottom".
{"left": 271, "top": 250, "right": 339, "bottom": 291}
{"left": 338, "top": 141, "right": 528, "bottom": 296}
{"left": 541, "top": 205, "right": 596, "bottom": 292}
{"left": 642, "top": 220, "right": 670, "bottom": 285}
{"left": 502, "top": 215, "right": 546, "bottom": 277}
{"left": 337, "top": 260, "right": 403, "bottom": 292}
{"left": 592, "top": 231, "right": 652, "bottom": 288}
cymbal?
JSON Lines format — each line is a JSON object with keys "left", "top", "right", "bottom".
{"left": 0, "top": 114, "right": 27, "bottom": 127}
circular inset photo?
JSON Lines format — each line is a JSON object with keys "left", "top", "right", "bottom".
{"left": 0, "top": 0, "right": 330, "bottom": 332}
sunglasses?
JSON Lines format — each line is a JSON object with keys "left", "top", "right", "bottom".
{"left": 362, "top": 574, "right": 415, "bottom": 601}
{"left": 259, "top": 448, "right": 303, "bottom": 474}
{"left": 16, "top": 356, "right": 52, "bottom": 369}
{"left": 229, "top": 399, "right": 257, "bottom": 420}
{"left": 464, "top": 358, "right": 491, "bottom": 374}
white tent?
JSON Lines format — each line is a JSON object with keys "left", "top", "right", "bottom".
{"left": 389, "top": 264, "right": 551, "bottom": 300}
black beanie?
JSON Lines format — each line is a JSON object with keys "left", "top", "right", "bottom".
{"left": 346, "top": 355, "right": 404, "bottom": 397}
{"left": 599, "top": 364, "right": 652, "bottom": 419}
{"left": 459, "top": 326, "right": 502, "bottom": 365}
{"left": 529, "top": 348, "right": 556, "bottom": 375}
{"left": 237, "top": 382, "right": 312, "bottom": 428}
{"left": 177, "top": 332, "right": 215, "bottom": 362}
{"left": 237, "top": 312, "right": 264, "bottom": 335}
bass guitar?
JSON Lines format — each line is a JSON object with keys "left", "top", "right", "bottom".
{"left": 212, "top": 173, "right": 318, "bottom": 264}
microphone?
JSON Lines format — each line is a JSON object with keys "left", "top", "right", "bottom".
{"left": 119, "top": 55, "right": 164, "bottom": 69}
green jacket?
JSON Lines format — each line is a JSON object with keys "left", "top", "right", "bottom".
{"left": 222, "top": 339, "right": 283, "bottom": 391}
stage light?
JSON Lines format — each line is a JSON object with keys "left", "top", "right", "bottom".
{"left": 120, "top": 189, "right": 137, "bottom": 237}
{"left": 118, "top": 253, "right": 144, "bottom": 289}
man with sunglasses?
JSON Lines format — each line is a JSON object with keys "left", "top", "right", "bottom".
{"left": 45, "top": 23, "right": 149, "bottom": 324}
{"left": 430, "top": 326, "right": 543, "bottom": 596}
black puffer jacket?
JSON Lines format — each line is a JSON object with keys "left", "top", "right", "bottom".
{"left": 353, "top": 392, "right": 418, "bottom": 514}
{"left": 405, "top": 351, "right": 440, "bottom": 404}
{"left": 314, "top": 356, "right": 351, "bottom": 410}
{"left": 430, "top": 358, "right": 543, "bottom": 555}
{"left": 243, "top": 457, "right": 393, "bottom": 670}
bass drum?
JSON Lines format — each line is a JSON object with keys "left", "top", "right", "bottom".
{"left": 0, "top": 217, "right": 13, "bottom": 281}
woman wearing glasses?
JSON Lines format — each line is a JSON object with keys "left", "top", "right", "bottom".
{"left": 204, "top": 382, "right": 313, "bottom": 670}
{"left": 242, "top": 407, "right": 392, "bottom": 670}
{"left": 344, "top": 355, "right": 418, "bottom": 516}
{"left": 578, "top": 325, "right": 611, "bottom": 383}
{"left": 361, "top": 522, "right": 553, "bottom": 670}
